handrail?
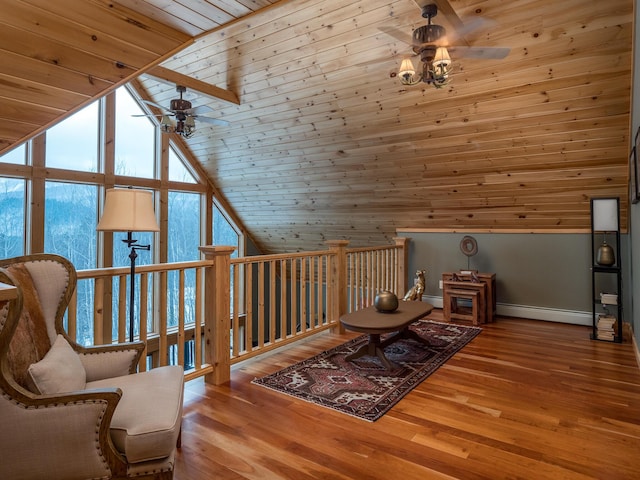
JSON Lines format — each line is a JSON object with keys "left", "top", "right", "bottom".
{"left": 71, "top": 238, "right": 409, "bottom": 385}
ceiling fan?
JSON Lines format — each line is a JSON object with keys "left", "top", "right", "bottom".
{"left": 382, "top": 1, "right": 510, "bottom": 87}
{"left": 136, "top": 85, "right": 229, "bottom": 138}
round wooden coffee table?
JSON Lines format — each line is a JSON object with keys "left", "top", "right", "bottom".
{"left": 339, "top": 301, "right": 434, "bottom": 369}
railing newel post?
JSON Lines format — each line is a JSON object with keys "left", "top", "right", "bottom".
{"left": 325, "top": 240, "right": 349, "bottom": 333}
{"left": 393, "top": 237, "right": 410, "bottom": 298}
{"left": 199, "top": 245, "right": 236, "bottom": 385}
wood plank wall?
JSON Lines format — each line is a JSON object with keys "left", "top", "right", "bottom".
{"left": 0, "top": 0, "right": 634, "bottom": 255}
{"left": 147, "top": 0, "right": 634, "bottom": 252}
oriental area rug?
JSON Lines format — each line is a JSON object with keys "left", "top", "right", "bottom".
{"left": 252, "top": 320, "right": 481, "bottom": 422}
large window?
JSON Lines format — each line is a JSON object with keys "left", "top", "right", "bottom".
{"left": 44, "top": 181, "right": 98, "bottom": 345}
{"left": 167, "top": 191, "right": 201, "bottom": 329}
{"left": 45, "top": 182, "right": 98, "bottom": 268}
{"left": 0, "top": 84, "right": 243, "bottom": 347}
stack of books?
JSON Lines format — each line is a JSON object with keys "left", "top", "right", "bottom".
{"left": 600, "top": 293, "right": 618, "bottom": 305}
{"left": 596, "top": 314, "right": 617, "bottom": 341}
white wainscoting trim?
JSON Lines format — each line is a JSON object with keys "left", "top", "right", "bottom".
{"left": 422, "top": 295, "right": 591, "bottom": 326}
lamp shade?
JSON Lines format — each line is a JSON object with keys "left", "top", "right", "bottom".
{"left": 432, "top": 47, "right": 451, "bottom": 68}
{"left": 399, "top": 58, "right": 416, "bottom": 77}
{"left": 97, "top": 188, "right": 160, "bottom": 232}
{"left": 592, "top": 197, "right": 619, "bottom": 232}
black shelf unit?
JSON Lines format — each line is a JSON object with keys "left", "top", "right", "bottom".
{"left": 590, "top": 197, "right": 622, "bottom": 342}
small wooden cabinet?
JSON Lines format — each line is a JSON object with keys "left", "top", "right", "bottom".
{"left": 442, "top": 271, "right": 496, "bottom": 324}
{"left": 590, "top": 197, "right": 622, "bottom": 342}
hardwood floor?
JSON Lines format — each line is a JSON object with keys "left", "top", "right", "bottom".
{"left": 174, "top": 311, "right": 640, "bottom": 479}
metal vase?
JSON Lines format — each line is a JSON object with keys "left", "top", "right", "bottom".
{"left": 596, "top": 240, "right": 615, "bottom": 266}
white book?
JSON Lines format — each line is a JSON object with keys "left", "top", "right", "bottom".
{"left": 600, "top": 293, "right": 618, "bottom": 305}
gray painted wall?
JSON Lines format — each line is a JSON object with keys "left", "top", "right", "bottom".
{"left": 399, "top": 232, "right": 630, "bottom": 319}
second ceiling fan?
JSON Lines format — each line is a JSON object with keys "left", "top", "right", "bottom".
{"left": 138, "top": 85, "right": 229, "bottom": 138}
{"left": 384, "top": 0, "right": 510, "bottom": 87}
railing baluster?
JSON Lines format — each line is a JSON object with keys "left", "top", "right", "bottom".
{"left": 318, "top": 255, "right": 325, "bottom": 325}
{"left": 159, "top": 270, "right": 168, "bottom": 366}
{"left": 178, "top": 269, "right": 185, "bottom": 368}
{"left": 257, "top": 262, "right": 265, "bottom": 348}
{"left": 118, "top": 275, "right": 127, "bottom": 343}
{"left": 269, "top": 259, "right": 276, "bottom": 344}
{"left": 280, "top": 259, "right": 287, "bottom": 341}
{"left": 291, "top": 258, "right": 297, "bottom": 335}
{"left": 309, "top": 256, "right": 316, "bottom": 328}
{"left": 232, "top": 263, "right": 241, "bottom": 356}
{"left": 300, "top": 256, "right": 307, "bottom": 333}
{"left": 139, "top": 273, "right": 149, "bottom": 372}
{"left": 194, "top": 267, "right": 203, "bottom": 370}
{"left": 245, "top": 263, "right": 253, "bottom": 352}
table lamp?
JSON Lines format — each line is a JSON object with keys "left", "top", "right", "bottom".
{"left": 97, "top": 187, "right": 160, "bottom": 342}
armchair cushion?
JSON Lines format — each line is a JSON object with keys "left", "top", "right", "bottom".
{"left": 80, "top": 347, "right": 142, "bottom": 382}
{"left": 27, "top": 334, "right": 86, "bottom": 394}
{"left": 5, "top": 264, "right": 51, "bottom": 389}
{"left": 86, "top": 365, "right": 184, "bottom": 464}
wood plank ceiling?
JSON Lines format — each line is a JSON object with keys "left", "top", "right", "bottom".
{"left": 0, "top": 0, "right": 634, "bottom": 254}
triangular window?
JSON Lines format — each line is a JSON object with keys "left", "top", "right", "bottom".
{"left": 169, "top": 146, "right": 197, "bottom": 183}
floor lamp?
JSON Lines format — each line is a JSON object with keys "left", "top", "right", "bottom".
{"left": 97, "top": 188, "right": 160, "bottom": 343}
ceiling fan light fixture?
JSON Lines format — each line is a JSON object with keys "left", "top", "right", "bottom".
{"left": 160, "top": 115, "right": 174, "bottom": 133}
{"left": 386, "top": 2, "right": 510, "bottom": 90}
{"left": 142, "top": 85, "right": 227, "bottom": 138}
{"left": 398, "top": 48, "right": 451, "bottom": 88}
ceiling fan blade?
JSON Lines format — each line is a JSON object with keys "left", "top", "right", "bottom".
{"left": 449, "top": 46, "right": 510, "bottom": 60}
{"left": 141, "top": 99, "right": 171, "bottom": 112}
{"left": 185, "top": 105, "right": 215, "bottom": 116}
{"left": 378, "top": 26, "right": 414, "bottom": 47}
{"left": 442, "top": 17, "right": 496, "bottom": 45}
{"left": 195, "top": 116, "right": 229, "bottom": 127}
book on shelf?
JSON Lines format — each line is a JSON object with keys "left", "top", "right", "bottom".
{"left": 600, "top": 293, "right": 618, "bottom": 305}
{"left": 596, "top": 314, "right": 617, "bottom": 340}
{"left": 597, "top": 331, "right": 615, "bottom": 340}
{"left": 597, "top": 314, "right": 616, "bottom": 326}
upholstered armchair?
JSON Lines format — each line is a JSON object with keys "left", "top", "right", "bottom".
{"left": 0, "top": 254, "right": 184, "bottom": 480}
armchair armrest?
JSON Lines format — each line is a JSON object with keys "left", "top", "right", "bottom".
{"left": 0, "top": 387, "right": 127, "bottom": 480}
{"left": 75, "top": 340, "right": 145, "bottom": 381}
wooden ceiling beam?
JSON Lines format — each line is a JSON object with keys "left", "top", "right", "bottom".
{"left": 145, "top": 65, "right": 240, "bottom": 105}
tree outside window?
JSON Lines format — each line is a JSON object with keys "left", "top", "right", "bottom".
{"left": 44, "top": 181, "right": 97, "bottom": 346}
{"left": 0, "top": 177, "right": 25, "bottom": 258}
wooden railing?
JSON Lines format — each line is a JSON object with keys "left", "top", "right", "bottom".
{"left": 72, "top": 238, "right": 409, "bottom": 384}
